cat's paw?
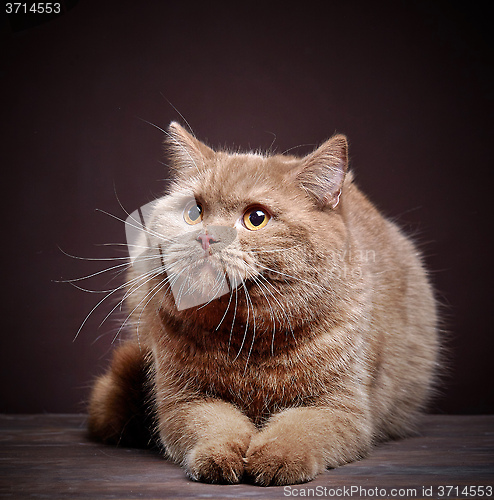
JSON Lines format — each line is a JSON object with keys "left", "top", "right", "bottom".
{"left": 245, "top": 432, "right": 325, "bottom": 486}
{"left": 185, "top": 438, "right": 250, "bottom": 484}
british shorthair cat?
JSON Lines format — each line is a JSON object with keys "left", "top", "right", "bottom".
{"left": 87, "top": 122, "right": 439, "bottom": 486}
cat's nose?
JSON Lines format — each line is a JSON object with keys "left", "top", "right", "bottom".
{"left": 197, "top": 232, "right": 217, "bottom": 252}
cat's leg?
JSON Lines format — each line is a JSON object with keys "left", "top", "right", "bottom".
{"left": 245, "top": 398, "right": 373, "bottom": 486}
{"left": 156, "top": 394, "right": 257, "bottom": 484}
{"left": 87, "top": 341, "right": 155, "bottom": 447}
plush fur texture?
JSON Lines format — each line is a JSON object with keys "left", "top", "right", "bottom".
{"left": 87, "top": 122, "right": 439, "bottom": 486}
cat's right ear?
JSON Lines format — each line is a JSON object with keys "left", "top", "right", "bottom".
{"left": 296, "top": 134, "right": 349, "bottom": 209}
{"left": 166, "top": 122, "right": 214, "bottom": 172}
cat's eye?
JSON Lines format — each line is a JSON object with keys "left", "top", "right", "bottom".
{"left": 243, "top": 206, "right": 270, "bottom": 231}
{"left": 183, "top": 201, "right": 203, "bottom": 225}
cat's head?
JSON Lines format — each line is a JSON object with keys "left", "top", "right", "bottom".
{"left": 127, "top": 122, "right": 351, "bottom": 354}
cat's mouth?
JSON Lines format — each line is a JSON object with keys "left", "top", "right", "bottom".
{"left": 155, "top": 229, "right": 297, "bottom": 311}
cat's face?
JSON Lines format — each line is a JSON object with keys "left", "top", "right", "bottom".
{"left": 127, "top": 123, "right": 349, "bottom": 354}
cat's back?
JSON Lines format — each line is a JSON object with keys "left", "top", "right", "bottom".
{"left": 340, "top": 176, "right": 439, "bottom": 437}
{"left": 343, "top": 174, "right": 434, "bottom": 301}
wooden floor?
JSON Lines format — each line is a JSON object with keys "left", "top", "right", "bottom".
{"left": 0, "top": 415, "right": 492, "bottom": 499}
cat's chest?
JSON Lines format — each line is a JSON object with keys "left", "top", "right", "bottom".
{"left": 211, "top": 362, "right": 319, "bottom": 423}
{"left": 165, "top": 340, "right": 328, "bottom": 422}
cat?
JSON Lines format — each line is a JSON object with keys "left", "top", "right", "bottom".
{"left": 87, "top": 122, "right": 439, "bottom": 486}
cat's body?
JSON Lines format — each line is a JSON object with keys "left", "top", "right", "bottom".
{"left": 88, "top": 123, "right": 438, "bottom": 486}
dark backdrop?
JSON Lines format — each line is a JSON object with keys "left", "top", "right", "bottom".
{"left": 1, "top": 1, "right": 493, "bottom": 414}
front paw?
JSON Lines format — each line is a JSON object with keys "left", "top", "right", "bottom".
{"left": 245, "top": 432, "right": 325, "bottom": 486}
{"left": 185, "top": 437, "right": 250, "bottom": 484}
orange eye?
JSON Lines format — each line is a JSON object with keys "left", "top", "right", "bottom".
{"left": 183, "top": 201, "right": 203, "bottom": 225}
{"left": 243, "top": 207, "right": 270, "bottom": 231}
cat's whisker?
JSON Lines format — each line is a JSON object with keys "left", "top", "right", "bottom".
{"left": 229, "top": 282, "right": 253, "bottom": 365}
{"left": 71, "top": 254, "right": 168, "bottom": 340}
{"left": 105, "top": 209, "right": 169, "bottom": 247}
{"left": 169, "top": 269, "right": 191, "bottom": 311}
{"left": 215, "top": 277, "right": 234, "bottom": 332}
{"left": 57, "top": 246, "right": 133, "bottom": 262}
{"left": 133, "top": 278, "right": 171, "bottom": 345}
{"left": 281, "top": 143, "right": 315, "bottom": 155}
{"left": 265, "top": 130, "right": 277, "bottom": 153}
{"left": 121, "top": 259, "right": 168, "bottom": 300}
{"left": 124, "top": 243, "right": 159, "bottom": 252}
{"left": 137, "top": 117, "right": 168, "bottom": 135}
{"left": 227, "top": 281, "right": 239, "bottom": 358}
{"left": 73, "top": 284, "right": 126, "bottom": 342}
{"left": 250, "top": 276, "right": 283, "bottom": 320}
{"left": 101, "top": 265, "right": 165, "bottom": 333}
{"left": 244, "top": 263, "right": 296, "bottom": 350}
{"left": 240, "top": 280, "right": 257, "bottom": 374}
{"left": 112, "top": 186, "right": 143, "bottom": 222}
{"left": 56, "top": 260, "right": 129, "bottom": 284}
{"left": 232, "top": 282, "right": 251, "bottom": 363}
{"left": 66, "top": 282, "right": 120, "bottom": 294}
{"left": 247, "top": 274, "right": 278, "bottom": 356}
{"left": 114, "top": 280, "right": 164, "bottom": 345}
{"left": 159, "top": 94, "right": 195, "bottom": 138}
{"left": 113, "top": 271, "right": 171, "bottom": 345}
{"left": 98, "top": 242, "right": 139, "bottom": 247}
{"left": 56, "top": 258, "right": 135, "bottom": 284}
{"left": 96, "top": 208, "right": 176, "bottom": 246}
{"left": 59, "top": 254, "right": 164, "bottom": 294}
{"left": 163, "top": 258, "right": 212, "bottom": 311}
{"left": 196, "top": 268, "right": 231, "bottom": 311}
{"left": 256, "top": 263, "right": 329, "bottom": 294}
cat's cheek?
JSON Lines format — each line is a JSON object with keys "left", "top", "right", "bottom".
{"left": 245, "top": 431, "right": 325, "bottom": 486}
{"left": 184, "top": 434, "right": 252, "bottom": 484}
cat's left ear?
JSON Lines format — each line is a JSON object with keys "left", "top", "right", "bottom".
{"left": 166, "top": 121, "right": 215, "bottom": 172}
{"left": 297, "top": 134, "right": 348, "bottom": 209}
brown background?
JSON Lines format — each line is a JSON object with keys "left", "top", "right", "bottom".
{"left": 1, "top": 1, "right": 493, "bottom": 414}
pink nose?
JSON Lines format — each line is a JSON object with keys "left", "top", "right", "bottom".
{"left": 197, "top": 233, "right": 217, "bottom": 251}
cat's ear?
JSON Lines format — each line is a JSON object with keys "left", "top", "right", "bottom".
{"left": 296, "top": 134, "right": 348, "bottom": 209}
{"left": 166, "top": 122, "right": 214, "bottom": 171}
